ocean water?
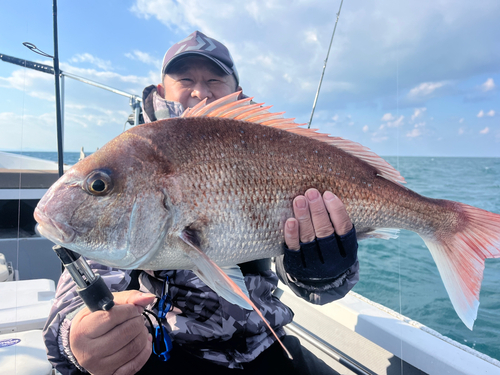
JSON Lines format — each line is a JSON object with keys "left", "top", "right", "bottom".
{"left": 354, "top": 156, "right": 500, "bottom": 362}
{"left": 10, "top": 152, "right": 500, "bottom": 361}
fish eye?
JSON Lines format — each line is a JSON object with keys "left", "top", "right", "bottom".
{"left": 91, "top": 179, "right": 106, "bottom": 192}
{"left": 84, "top": 171, "right": 113, "bottom": 196}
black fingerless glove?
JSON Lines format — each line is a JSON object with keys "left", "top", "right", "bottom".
{"left": 284, "top": 226, "right": 358, "bottom": 281}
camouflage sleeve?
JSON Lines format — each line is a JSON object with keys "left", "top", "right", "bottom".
{"left": 42, "top": 261, "right": 133, "bottom": 375}
{"left": 275, "top": 256, "right": 359, "bottom": 305}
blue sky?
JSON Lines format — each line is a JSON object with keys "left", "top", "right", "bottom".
{"left": 0, "top": 0, "right": 499, "bottom": 156}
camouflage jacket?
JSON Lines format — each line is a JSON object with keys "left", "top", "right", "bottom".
{"left": 43, "top": 258, "right": 359, "bottom": 374}
{"left": 42, "top": 89, "right": 360, "bottom": 374}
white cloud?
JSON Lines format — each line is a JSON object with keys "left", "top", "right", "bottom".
{"left": 458, "top": 127, "right": 465, "bottom": 135}
{"left": 481, "top": 78, "right": 495, "bottom": 92}
{"left": 128, "top": 0, "right": 500, "bottom": 121}
{"left": 480, "top": 127, "right": 490, "bottom": 134}
{"left": 131, "top": 0, "right": 193, "bottom": 31}
{"left": 66, "top": 110, "right": 129, "bottom": 128}
{"left": 459, "top": 118, "right": 464, "bottom": 123}
{"left": 478, "top": 110, "right": 495, "bottom": 117}
{"left": 362, "top": 125, "right": 369, "bottom": 132}
{"left": 0, "top": 67, "right": 54, "bottom": 100}
{"left": 331, "top": 114, "right": 339, "bottom": 121}
{"left": 411, "top": 107, "right": 427, "bottom": 121}
{"left": 283, "top": 73, "right": 292, "bottom": 83}
{"left": 407, "top": 122, "right": 426, "bottom": 138}
{"left": 381, "top": 113, "right": 395, "bottom": 121}
{"left": 408, "top": 81, "right": 447, "bottom": 99}
{"left": 304, "top": 30, "right": 319, "bottom": 44}
{"left": 371, "top": 135, "right": 389, "bottom": 143}
{"left": 0, "top": 112, "right": 57, "bottom": 151}
{"left": 70, "top": 53, "right": 113, "bottom": 71}
{"left": 386, "top": 115, "right": 404, "bottom": 128}
{"left": 0, "top": 111, "right": 54, "bottom": 127}
{"left": 407, "top": 128, "right": 422, "bottom": 138}
{"left": 125, "top": 50, "right": 162, "bottom": 68}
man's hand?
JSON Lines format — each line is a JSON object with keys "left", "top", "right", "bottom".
{"left": 70, "top": 290, "right": 156, "bottom": 375}
{"left": 283, "top": 188, "right": 357, "bottom": 280}
{"left": 285, "top": 189, "right": 352, "bottom": 249}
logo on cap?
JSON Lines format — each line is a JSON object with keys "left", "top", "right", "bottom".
{"left": 173, "top": 34, "right": 217, "bottom": 56}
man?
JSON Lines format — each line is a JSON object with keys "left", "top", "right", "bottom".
{"left": 43, "top": 31, "right": 359, "bottom": 375}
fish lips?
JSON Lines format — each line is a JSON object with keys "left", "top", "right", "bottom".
{"left": 34, "top": 207, "right": 76, "bottom": 244}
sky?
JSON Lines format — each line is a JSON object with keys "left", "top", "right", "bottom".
{"left": 0, "top": 0, "right": 499, "bottom": 157}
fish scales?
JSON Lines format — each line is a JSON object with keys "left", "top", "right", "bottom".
{"left": 135, "top": 117, "right": 440, "bottom": 267}
{"left": 34, "top": 93, "right": 500, "bottom": 329}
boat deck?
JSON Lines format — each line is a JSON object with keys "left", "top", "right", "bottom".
{"left": 281, "top": 290, "right": 426, "bottom": 375}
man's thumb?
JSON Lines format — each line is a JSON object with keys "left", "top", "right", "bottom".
{"left": 113, "top": 290, "right": 156, "bottom": 308}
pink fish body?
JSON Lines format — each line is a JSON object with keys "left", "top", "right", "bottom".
{"left": 34, "top": 92, "right": 500, "bottom": 330}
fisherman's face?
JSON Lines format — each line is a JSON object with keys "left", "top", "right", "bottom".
{"left": 159, "top": 56, "right": 241, "bottom": 110}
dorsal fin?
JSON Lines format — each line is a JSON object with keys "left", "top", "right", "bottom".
{"left": 208, "top": 97, "right": 253, "bottom": 118}
{"left": 181, "top": 92, "right": 406, "bottom": 184}
{"left": 182, "top": 91, "right": 242, "bottom": 118}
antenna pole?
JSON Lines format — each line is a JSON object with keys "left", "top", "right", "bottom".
{"left": 308, "top": 0, "right": 344, "bottom": 128}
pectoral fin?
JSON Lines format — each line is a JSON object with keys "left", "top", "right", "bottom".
{"left": 179, "top": 230, "right": 252, "bottom": 309}
{"left": 179, "top": 229, "right": 293, "bottom": 359}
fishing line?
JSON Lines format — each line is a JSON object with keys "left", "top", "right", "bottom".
{"left": 12, "top": 55, "right": 26, "bottom": 326}
{"left": 395, "top": 8, "right": 404, "bottom": 374}
{"left": 12, "top": 14, "right": 30, "bottom": 375}
{"left": 15, "top": 59, "right": 27, "bottom": 265}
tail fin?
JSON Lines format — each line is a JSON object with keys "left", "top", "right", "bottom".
{"left": 422, "top": 202, "right": 500, "bottom": 330}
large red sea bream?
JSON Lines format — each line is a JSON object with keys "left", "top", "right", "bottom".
{"left": 34, "top": 92, "right": 500, "bottom": 331}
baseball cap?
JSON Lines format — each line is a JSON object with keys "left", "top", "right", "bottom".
{"left": 161, "top": 31, "right": 239, "bottom": 85}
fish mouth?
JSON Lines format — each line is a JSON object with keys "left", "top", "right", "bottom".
{"left": 34, "top": 207, "right": 76, "bottom": 244}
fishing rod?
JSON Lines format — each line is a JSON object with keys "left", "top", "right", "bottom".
{"left": 308, "top": 0, "right": 344, "bottom": 128}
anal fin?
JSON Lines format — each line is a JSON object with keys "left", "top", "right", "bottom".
{"left": 358, "top": 228, "right": 400, "bottom": 240}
